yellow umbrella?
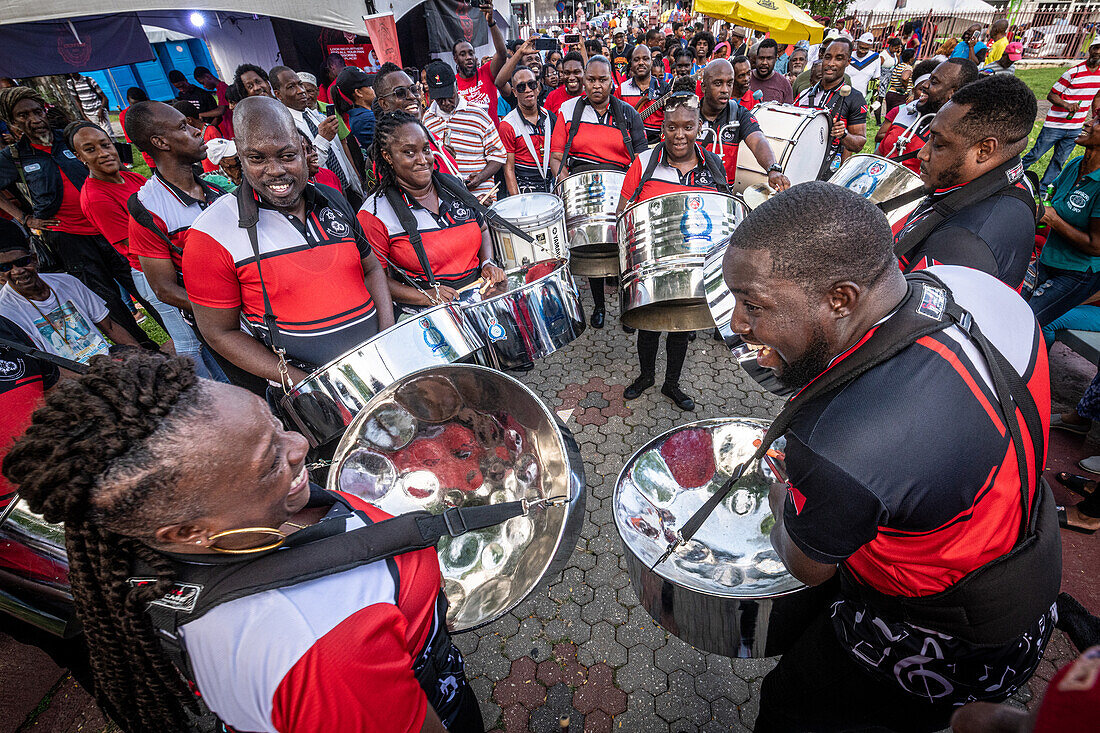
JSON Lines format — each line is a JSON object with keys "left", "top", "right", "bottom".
{"left": 694, "top": 0, "right": 825, "bottom": 45}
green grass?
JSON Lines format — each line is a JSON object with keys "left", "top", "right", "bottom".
{"left": 861, "top": 66, "right": 1078, "bottom": 184}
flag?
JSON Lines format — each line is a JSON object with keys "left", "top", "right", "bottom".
{"left": 424, "top": 0, "right": 488, "bottom": 54}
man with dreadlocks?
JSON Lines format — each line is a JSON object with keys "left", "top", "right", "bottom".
{"left": 182, "top": 96, "right": 394, "bottom": 391}
{"left": 2, "top": 350, "right": 485, "bottom": 732}
{"left": 357, "top": 110, "right": 506, "bottom": 316}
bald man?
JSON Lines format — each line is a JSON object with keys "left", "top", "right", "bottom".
{"left": 182, "top": 97, "right": 393, "bottom": 395}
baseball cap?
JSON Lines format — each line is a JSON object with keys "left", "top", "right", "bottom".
{"left": 425, "top": 60, "right": 456, "bottom": 100}
{"left": 335, "top": 67, "right": 374, "bottom": 103}
{"left": 1005, "top": 41, "right": 1023, "bottom": 62}
{"left": 1090, "top": 35, "right": 1100, "bottom": 49}
{"left": 858, "top": 32, "right": 874, "bottom": 44}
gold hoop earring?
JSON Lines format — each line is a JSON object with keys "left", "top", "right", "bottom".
{"left": 207, "top": 526, "right": 287, "bottom": 554}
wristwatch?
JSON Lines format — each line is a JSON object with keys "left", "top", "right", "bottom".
{"left": 767, "top": 164, "right": 783, "bottom": 174}
{"left": 481, "top": 258, "right": 501, "bottom": 270}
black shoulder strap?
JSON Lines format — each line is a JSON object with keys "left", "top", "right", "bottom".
{"left": 0, "top": 334, "right": 88, "bottom": 373}
{"left": 126, "top": 193, "right": 182, "bottom": 256}
{"left": 667, "top": 272, "right": 1044, "bottom": 561}
{"left": 623, "top": 146, "right": 732, "bottom": 207}
{"left": 383, "top": 185, "right": 436, "bottom": 287}
{"left": 623, "top": 148, "right": 665, "bottom": 206}
{"left": 608, "top": 97, "right": 638, "bottom": 164}
{"left": 236, "top": 182, "right": 286, "bottom": 355}
{"left": 559, "top": 96, "right": 589, "bottom": 169}
{"left": 702, "top": 149, "right": 732, "bottom": 195}
{"left": 431, "top": 171, "right": 533, "bottom": 243}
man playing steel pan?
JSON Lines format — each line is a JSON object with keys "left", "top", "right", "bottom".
{"left": 721, "top": 182, "right": 1058, "bottom": 732}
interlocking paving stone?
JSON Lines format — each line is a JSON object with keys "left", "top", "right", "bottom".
{"left": 530, "top": 683, "right": 583, "bottom": 732}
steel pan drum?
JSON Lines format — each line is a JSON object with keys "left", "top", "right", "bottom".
{"left": 734, "top": 103, "right": 830, "bottom": 194}
{"left": 615, "top": 418, "right": 825, "bottom": 658}
{"left": 280, "top": 303, "right": 485, "bottom": 447}
{"left": 328, "top": 364, "right": 586, "bottom": 632}
{"left": 0, "top": 500, "right": 74, "bottom": 637}
{"left": 488, "top": 193, "right": 568, "bottom": 269}
{"left": 831, "top": 154, "right": 924, "bottom": 227}
{"left": 454, "top": 259, "right": 585, "bottom": 371}
{"left": 555, "top": 171, "right": 625, "bottom": 277}
{"left": 618, "top": 191, "right": 746, "bottom": 332}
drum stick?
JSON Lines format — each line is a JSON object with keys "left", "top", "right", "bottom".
{"left": 831, "top": 85, "right": 852, "bottom": 138}
{"left": 478, "top": 183, "right": 501, "bottom": 205}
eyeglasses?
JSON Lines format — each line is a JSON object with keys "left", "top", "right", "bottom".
{"left": 514, "top": 80, "right": 539, "bottom": 92}
{"left": 382, "top": 85, "right": 415, "bottom": 100}
{"left": 0, "top": 255, "right": 34, "bottom": 273}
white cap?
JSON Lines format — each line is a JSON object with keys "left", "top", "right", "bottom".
{"left": 297, "top": 71, "right": 318, "bottom": 86}
{"left": 1090, "top": 34, "right": 1100, "bottom": 49}
{"left": 205, "top": 138, "right": 237, "bottom": 165}
{"left": 859, "top": 32, "right": 874, "bottom": 44}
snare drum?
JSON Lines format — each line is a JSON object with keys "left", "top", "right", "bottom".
{"left": 831, "top": 154, "right": 924, "bottom": 227}
{"left": 488, "top": 194, "right": 567, "bottom": 269}
{"left": 454, "top": 259, "right": 585, "bottom": 371}
{"left": 555, "top": 170, "right": 626, "bottom": 277}
{"left": 618, "top": 191, "right": 746, "bottom": 332}
{"left": 279, "top": 304, "right": 485, "bottom": 447}
{"left": 733, "top": 103, "right": 830, "bottom": 193}
{"left": 615, "top": 418, "right": 828, "bottom": 657}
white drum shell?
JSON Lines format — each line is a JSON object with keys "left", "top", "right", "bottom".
{"left": 733, "top": 103, "right": 830, "bottom": 193}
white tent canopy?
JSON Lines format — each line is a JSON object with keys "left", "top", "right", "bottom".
{"left": 848, "top": 0, "right": 996, "bottom": 13}
{"left": 1, "top": 0, "right": 423, "bottom": 34}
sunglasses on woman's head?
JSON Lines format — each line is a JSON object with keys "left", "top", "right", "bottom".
{"left": 0, "top": 255, "right": 34, "bottom": 273}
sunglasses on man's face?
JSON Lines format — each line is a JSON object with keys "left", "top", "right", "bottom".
{"left": 0, "top": 255, "right": 34, "bottom": 273}
{"left": 514, "top": 80, "right": 539, "bottom": 92}
{"left": 383, "top": 85, "right": 415, "bottom": 100}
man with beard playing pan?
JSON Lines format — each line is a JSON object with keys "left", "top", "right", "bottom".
{"left": 722, "top": 182, "right": 1059, "bottom": 732}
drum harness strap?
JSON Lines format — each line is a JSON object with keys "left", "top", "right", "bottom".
{"left": 653, "top": 271, "right": 1059, "bottom": 644}
{"left": 890, "top": 155, "right": 1040, "bottom": 272}
{"left": 622, "top": 144, "right": 731, "bottom": 207}
{"left": 135, "top": 489, "right": 567, "bottom": 732}
{"left": 559, "top": 96, "right": 637, "bottom": 173}
{"left": 503, "top": 108, "right": 552, "bottom": 183}
{"left": 381, "top": 171, "right": 534, "bottom": 293}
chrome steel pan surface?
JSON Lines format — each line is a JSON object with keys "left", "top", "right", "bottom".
{"left": 454, "top": 259, "right": 585, "bottom": 371}
{"left": 555, "top": 171, "right": 625, "bottom": 277}
{"left": 615, "top": 418, "right": 825, "bottom": 657}
{"left": 618, "top": 191, "right": 745, "bottom": 332}
{"left": 279, "top": 303, "right": 485, "bottom": 447}
{"left": 830, "top": 154, "right": 924, "bottom": 227}
{"left": 328, "top": 364, "right": 586, "bottom": 632}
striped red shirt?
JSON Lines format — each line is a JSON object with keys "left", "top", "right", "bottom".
{"left": 1045, "top": 61, "right": 1100, "bottom": 129}
{"left": 423, "top": 99, "right": 506, "bottom": 200}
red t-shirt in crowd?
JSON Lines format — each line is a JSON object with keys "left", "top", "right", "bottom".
{"left": 201, "top": 125, "right": 221, "bottom": 174}
{"left": 313, "top": 167, "right": 344, "bottom": 193}
{"left": 79, "top": 170, "right": 147, "bottom": 265}
{"left": 456, "top": 63, "right": 500, "bottom": 122}
{"left": 544, "top": 86, "right": 580, "bottom": 116}
{"left": 30, "top": 143, "right": 97, "bottom": 236}
{"left": 875, "top": 104, "right": 925, "bottom": 174}
{"left": 210, "top": 80, "right": 234, "bottom": 138}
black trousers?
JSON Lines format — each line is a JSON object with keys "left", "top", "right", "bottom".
{"left": 42, "top": 230, "right": 156, "bottom": 349}
{"left": 756, "top": 611, "right": 957, "bottom": 733}
{"left": 589, "top": 276, "right": 613, "bottom": 311}
{"left": 637, "top": 330, "right": 689, "bottom": 386}
{"left": 444, "top": 678, "right": 485, "bottom": 733}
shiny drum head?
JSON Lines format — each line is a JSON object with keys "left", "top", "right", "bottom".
{"left": 615, "top": 418, "right": 801, "bottom": 599}
{"left": 329, "top": 364, "right": 586, "bottom": 631}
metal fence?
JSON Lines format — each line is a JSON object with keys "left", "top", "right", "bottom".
{"left": 836, "top": 8, "right": 1100, "bottom": 61}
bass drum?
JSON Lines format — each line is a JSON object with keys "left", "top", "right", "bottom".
{"left": 488, "top": 193, "right": 567, "bottom": 269}
{"left": 618, "top": 191, "right": 746, "bottom": 332}
{"left": 615, "top": 418, "right": 829, "bottom": 658}
{"left": 734, "top": 103, "right": 830, "bottom": 194}
{"left": 555, "top": 170, "right": 626, "bottom": 277}
{"left": 279, "top": 304, "right": 485, "bottom": 447}
{"left": 328, "top": 364, "right": 586, "bottom": 632}
{"left": 830, "top": 154, "right": 924, "bottom": 228}
{"left": 454, "top": 259, "right": 586, "bottom": 371}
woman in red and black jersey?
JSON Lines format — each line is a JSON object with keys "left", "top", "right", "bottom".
{"left": 616, "top": 93, "right": 730, "bottom": 411}
{"left": 358, "top": 112, "right": 505, "bottom": 315}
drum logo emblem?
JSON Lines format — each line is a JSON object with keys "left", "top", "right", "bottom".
{"left": 420, "top": 318, "right": 447, "bottom": 352}
{"left": 0, "top": 358, "right": 24, "bottom": 380}
{"left": 848, "top": 173, "right": 879, "bottom": 197}
{"left": 680, "top": 196, "right": 712, "bottom": 241}
{"left": 486, "top": 316, "right": 507, "bottom": 342}
{"left": 867, "top": 161, "right": 888, "bottom": 176}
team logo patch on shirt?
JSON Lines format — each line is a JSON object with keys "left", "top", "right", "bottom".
{"left": 129, "top": 577, "right": 202, "bottom": 612}
{"left": 318, "top": 207, "right": 350, "bottom": 237}
{"left": 1069, "top": 190, "right": 1090, "bottom": 210}
{"left": 916, "top": 284, "right": 947, "bottom": 320}
{"left": 0, "top": 358, "right": 25, "bottom": 381}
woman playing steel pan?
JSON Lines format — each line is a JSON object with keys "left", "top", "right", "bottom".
{"left": 357, "top": 111, "right": 506, "bottom": 316}
{"left": 616, "top": 92, "right": 730, "bottom": 411}
{"left": 2, "top": 350, "right": 484, "bottom": 733}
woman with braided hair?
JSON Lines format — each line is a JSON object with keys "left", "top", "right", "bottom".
{"left": 2, "top": 349, "right": 483, "bottom": 733}
{"left": 357, "top": 111, "right": 506, "bottom": 315}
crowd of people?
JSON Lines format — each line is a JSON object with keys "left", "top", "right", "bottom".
{"left": 0, "top": 7, "right": 1098, "bottom": 733}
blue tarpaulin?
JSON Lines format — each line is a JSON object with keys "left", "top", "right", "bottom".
{"left": 0, "top": 13, "right": 154, "bottom": 77}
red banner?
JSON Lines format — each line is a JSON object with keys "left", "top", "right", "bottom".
{"left": 326, "top": 44, "right": 381, "bottom": 72}
{"left": 363, "top": 12, "right": 403, "bottom": 67}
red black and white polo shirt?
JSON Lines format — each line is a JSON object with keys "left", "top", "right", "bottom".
{"left": 550, "top": 96, "right": 648, "bottom": 172}
{"left": 127, "top": 170, "right": 229, "bottom": 276}
{"left": 617, "top": 76, "right": 667, "bottom": 134}
{"left": 697, "top": 101, "right": 762, "bottom": 184}
{"left": 619, "top": 144, "right": 725, "bottom": 204}
{"left": 182, "top": 184, "right": 379, "bottom": 368}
